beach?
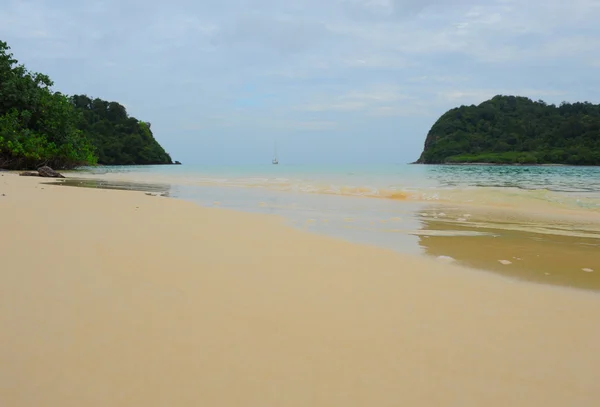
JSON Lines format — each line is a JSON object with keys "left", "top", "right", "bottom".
{"left": 1, "top": 172, "right": 600, "bottom": 406}
{"left": 60, "top": 164, "right": 600, "bottom": 290}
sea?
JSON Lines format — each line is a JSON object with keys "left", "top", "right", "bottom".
{"left": 58, "top": 163, "right": 600, "bottom": 291}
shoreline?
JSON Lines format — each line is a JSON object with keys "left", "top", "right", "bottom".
{"left": 20, "top": 174, "right": 600, "bottom": 292}
{"left": 2, "top": 174, "right": 600, "bottom": 406}
{"left": 411, "top": 162, "right": 572, "bottom": 166}
{"left": 46, "top": 175, "right": 600, "bottom": 291}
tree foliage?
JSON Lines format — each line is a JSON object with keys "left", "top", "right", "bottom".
{"left": 0, "top": 40, "right": 172, "bottom": 169}
{"left": 70, "top": 95, "right": 172, "bottom": 165}
{"left": 0, "top": 40, "right": 96, "bottom": 169}
{"left": 417, "top": 95, "right": 600, "bottom": 165}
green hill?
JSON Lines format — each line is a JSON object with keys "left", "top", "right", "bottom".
{"left": 70, "top": 95, "right": 172, "bottom": 166}
{"left": 416, "top": 95, "right": 600, "bottom": 165}
{"left": 0, "top": 40, "right": 172, "bottom": 170}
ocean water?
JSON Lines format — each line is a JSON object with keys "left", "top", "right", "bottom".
{"left": 61, "top": 163, "right": 600, "bottom": 290}
{"left": 70, "top": 163, "right": 600, "bottom": 205}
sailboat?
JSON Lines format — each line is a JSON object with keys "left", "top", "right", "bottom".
{"left": 272, "top": 142, "right": 279, "bottom": 165}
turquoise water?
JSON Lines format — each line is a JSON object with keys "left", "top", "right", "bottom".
{"left": 76, "top": 163, "right": 600, "bottom": 210}
{"left": 63, "top": 163, "right": 600, "bottom": 289}
{"left": 78, "top": 163, "right": 600, "bottom": 192}
{"left": 66, "top": 162, "right": 600, "bottom": 243}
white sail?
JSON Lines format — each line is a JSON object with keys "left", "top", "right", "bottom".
{"left": 272, "top": 142, "right": 278, "bottom": 164}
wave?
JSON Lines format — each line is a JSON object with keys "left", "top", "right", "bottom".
{"left": 67, "top": 171, "right": 600, "bottom": 214}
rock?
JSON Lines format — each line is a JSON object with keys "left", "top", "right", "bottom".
{"left": 37, "top": 166, "right": 65, "bottom": 178}
{"left": 174, "top": 161, "right": 182, "bottom": 165}
{"left": 19, "top": 171, "right": 40, "bottom": 177}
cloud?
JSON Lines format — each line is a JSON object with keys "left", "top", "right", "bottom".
{"left": 297, "top": 85, "right": 412, "bottom": 115}
{"left": 339, "top": 0, "right": 477, "bottom": 20}
{"left": 1, "top": 0, "right": 600, "bottom": 164}
{"left": 212, "top": 12, "right": 331, "bottom": 54}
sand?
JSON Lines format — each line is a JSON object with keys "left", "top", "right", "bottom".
{"left": 1, "top": 173, "right": 600, "bottom": 406}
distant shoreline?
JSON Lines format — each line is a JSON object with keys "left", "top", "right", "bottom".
{"left": 410, "top": 162, "right": 571, "bottom": 167}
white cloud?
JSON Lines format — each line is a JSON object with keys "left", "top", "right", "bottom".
{"left": 298, "top": 85, "right": 412, "bottom": 113}
{"left": 436, "top": 88, "right": 568, "bottom": 105}
{"left": 1, "top": 0, "right": 600, "bottom": 164}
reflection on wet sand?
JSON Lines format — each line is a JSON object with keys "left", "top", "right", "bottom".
{"left": 45, "top": 178, "right": 173, "bottom": 196}
{"left": 416, "top": 213, "right": 600, "bottom": 291}
{"left": 47, "top": 177, "right": 600, "bottom": 292}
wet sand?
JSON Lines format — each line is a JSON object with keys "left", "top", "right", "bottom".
{"left": 1, "top": 173, "right": 600, "bottom": 406}
{"left": 414, "top": 205, "right": 600, "bottom": 290}
{"left": 51, "top": 176, "right": 600, "bottom": 290}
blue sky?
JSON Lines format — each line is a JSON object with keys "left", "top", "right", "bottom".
{"left": 2, "top": 0, "right": 600, "bottom": 165}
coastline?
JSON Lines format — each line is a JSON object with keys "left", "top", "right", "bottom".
{"left": 411, "top": 161, "right": 570, "bottom": 166}
{"left": 42, "top": 172, "right": 600, "bottom": 290}
{"left": 2, "top": 173, "right": 600, "bottom": 406}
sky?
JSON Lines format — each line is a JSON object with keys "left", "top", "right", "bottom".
{"left": 2, "top": 0, "right": 600, "bottom": 165}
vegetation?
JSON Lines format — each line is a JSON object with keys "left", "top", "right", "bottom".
{"left": 416, "top": 95, "right": 600, "bottom": 165}
{"left": 0, "top": 41, "right": 96, "bottom": 169}
{"left": 70, "top": 95, "right": 172, "bottom": 165}
{"left": 0, "top": 40, "right": 172, "bottom": 170}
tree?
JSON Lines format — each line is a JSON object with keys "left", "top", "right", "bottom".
{"left": 70, "top": 95, "right": 172, "bottom": 165}
{"left": 0, "top": 41, "right": 96, "bottom": 169}
{"left": 416, "top": 95, "right": 600, "bottom": 165}
{"left": 0, "top": 40, "right": 173, "bottom": 169}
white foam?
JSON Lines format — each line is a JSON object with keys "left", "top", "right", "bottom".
{"left": 436, "top": 256, "right": 455, "bottom": 263}
{"left": 582, "top": 268, "right": 594, "bottom": 273}
{"left": 498, "top": 260, "right": 512, "bottom": 265}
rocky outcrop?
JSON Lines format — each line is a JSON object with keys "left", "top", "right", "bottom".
{"left": 38, "top": 166, "right": 65, "bottom": 178}
{"left": 19, "top": 166, "right": 65, "bottom": 178}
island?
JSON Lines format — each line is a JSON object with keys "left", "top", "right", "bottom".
{"left": 0, "top": 40, "right": 174, "bottom": 170}
{"left": 416, "top": 95, "right": 600, "bottom": 165}
{"left": 70, "top": 95, "right": 173, "bottom": 166}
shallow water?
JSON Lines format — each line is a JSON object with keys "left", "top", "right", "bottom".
{"left": 69, "top": 163, "right": 600, "bottom": 210}
{"left": 57, "top": 164, "right": 600, "bottom": 291}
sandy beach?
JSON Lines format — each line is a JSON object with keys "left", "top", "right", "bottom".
{"left": 1, "top": 173, "right": 600, "bottom": 407}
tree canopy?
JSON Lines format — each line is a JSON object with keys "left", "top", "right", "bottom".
{"left": 416, "top": 95, "right": 600, "bottom": 165}
{"left": 70, "top": 95, "right": 172, "bottom": 165}
{"left": 0, "top": 40, "right": 172, "bottom": 169}
{"left": 0, "top": 40, "right": 96, "bottom": 169}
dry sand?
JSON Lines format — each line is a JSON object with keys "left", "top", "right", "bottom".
{"left": 1, "top": 173, "right": 599, "bottom": 406}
